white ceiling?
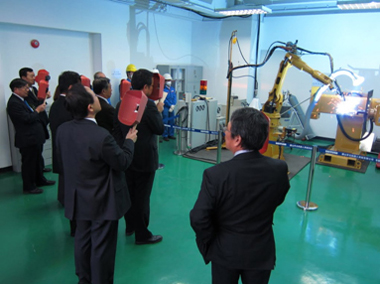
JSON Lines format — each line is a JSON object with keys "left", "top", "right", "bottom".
{"left": 110, "top": 0, "right": 380, "bottom": 18}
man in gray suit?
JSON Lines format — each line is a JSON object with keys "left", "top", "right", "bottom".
{"left": 190, "top": 108, "right": 290, "bottom": 284}
{"left": 56, "top": 83, "right": 137, "bottom": 284}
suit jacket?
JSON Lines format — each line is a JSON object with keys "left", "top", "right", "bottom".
{"left": 113, "top": 99, "right": 164, "bottom": 172}
{"left": 56, "top": 119, "right": 134, "bottom": 221}
{"left": 7, "top": 94, "right": 46, "bottom": 148}
{"left": 95, "top": 97, "right": 115, "bottom": 133}
{"left": 190, "top": 151, "right": 290, "bottom": 270}
{"left": 49, "top": 95, "right": 73, "bottom": 173}
{"left": 25, "top": 86, "right": 50, "bottom": 139}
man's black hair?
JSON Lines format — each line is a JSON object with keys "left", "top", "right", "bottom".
{"left": 65, "top": 83, "right": 94, "bottom": 120}
{"left": 93, "top": 78, "right": 111, "bottom": 95}
{"left": 131, "top": 69, "right": 153, "bottom": 91}
{"left": 19, "top": 67, "right": 33, "bottom": 78}
{"left": 230, "top": 108, "right": 269, "bottom": 151}
{"left": 58, "top": 71, "right": 81, "bottom": 94}
{"left": 10, "top": 78, "right": 28, "bottom": 91}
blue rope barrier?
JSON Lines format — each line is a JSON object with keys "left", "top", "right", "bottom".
{"left": 163, "top": 123, "right": 219, "bottom": 135}
{"left": 269, "top": 140, "right": 380, "bottom": 163}
{"left": 163, "top": 125, "right": 380, "bottom": 163}
{"left": 162, "top": 114, "right": 180, "bottom": 123}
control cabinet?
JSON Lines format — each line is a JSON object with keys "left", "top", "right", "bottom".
{"left": 156, "top": 65, "right": 203, "bottom": 100}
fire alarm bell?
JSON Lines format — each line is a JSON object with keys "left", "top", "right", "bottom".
{"left": 31, "top": 39, "right": 40, "bottom": 48}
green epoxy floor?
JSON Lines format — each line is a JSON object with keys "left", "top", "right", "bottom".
{"left": 1, "top": 139, "right": 380, "bottom": 283}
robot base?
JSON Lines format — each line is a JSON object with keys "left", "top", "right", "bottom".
{"left": 318, "top": 147, "right": 366, "bottom": 171}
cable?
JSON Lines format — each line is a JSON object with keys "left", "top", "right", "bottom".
{"left": 186, "top": 139, "right": 219, "bottom": 154}
{"left": 232, "top": 74, "right": 256, "bottom": 80}
{"left": 151, "top": 13, "right": 208, "bottom": 65}
{"left": 236, "top": 38, "right": 249, "bottom": 65}
{"left": 279, "top": 92, "right": 318, "bottom": 116}
{"left": 226, "top": 45, "right": 287, "bottom": 78}
{"left": 296, "top": 47, "right": 334, "bottom": 73}
{"left": 253, "top": 14, "right": 261, "bottom": 98}
{"left": 205, "top": 100, "right": 210, "bottom": 141}
{"left": 175, "top": 106, "right": 188, "bottom": 125}
{"left": 151, "top": 0, "right": 252, "bottom": 20}
{"left": 336, "top": 114, "right": 374, "bottom": 142}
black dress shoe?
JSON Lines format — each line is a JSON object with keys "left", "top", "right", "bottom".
{"left": 37, "top": 180, "right": 56, "bottom": 186}
{"left": 43, "top": 168, "right": 52, "bottom": 172}
{"left": 23, "top": 188, "right": 43, "bottom": 194}
{"left": 168, "top": 136, "right": 176, "bottom": 140}
{"left": 125, "top": 229, "right": 134, "bottom": 236}
{"left": 163, "top": 137, "right": 169, "bottom": 141}
{"left": 135, "top": 235, "right": 163, "bottom": 245}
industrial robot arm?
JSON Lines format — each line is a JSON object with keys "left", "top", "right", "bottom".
{"left": 263, "top": 51, "right": 333, "bottom": 116}
{"left": 261, "top": 43, "right": 335, "bottom": 159}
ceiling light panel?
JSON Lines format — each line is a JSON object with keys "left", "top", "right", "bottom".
{"left": 337, "top": 1, "right": 380, "bottom": 10}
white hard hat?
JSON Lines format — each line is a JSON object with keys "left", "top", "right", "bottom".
{"left": 152, "top": 68, "right": 160, "bottom": 74}
{"left": 163, "top": 73, "right": 172, "bottom": 80}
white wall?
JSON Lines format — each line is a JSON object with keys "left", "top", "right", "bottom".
{"left": 0, "top": 23, "right": 95, "bottom": 168}
{"left": 258, "top": 12, "right": 380, "bottom": 139}
{"left": 1, "top": 0, "right": 380, "bottom": 169}
{"left": 0, "top": 0, "right": 198, "bottom": 168}
{"left": 191, "top": 17, "right": 254, "bottom": 105}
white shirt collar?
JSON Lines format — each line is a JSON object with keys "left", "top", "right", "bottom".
{"left": 96, "top": 95, "right": 108, "bottom": 103}
{"left": 12, "top": 93, "right": 24, "bottom": 101}
{"left": 85, "top": 117, "right": 97, "bottom": 124}
{"left": 234, "top": 149, "right": 252, "bottom": 157}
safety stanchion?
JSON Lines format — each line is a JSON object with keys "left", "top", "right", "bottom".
{"left": 297, "top": 145, "right": 318, "bottom": 211}
{"left": 216, "top": 130, "right": 223, "bottom": 164}
{"left": 174, "top": 126, "right": 185, "bottom": 155}
{"left": 173, "top": 113, "right": 185, "bottom": 155}
{"left": 157, "top": 136, "right": 164, "bottom": 170}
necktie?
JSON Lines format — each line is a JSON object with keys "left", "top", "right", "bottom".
{"left": 24, "top": 100, "right": 34, "bottom": 112}
{"left": 30, "top": 88, "right": 37, "bottom": 98}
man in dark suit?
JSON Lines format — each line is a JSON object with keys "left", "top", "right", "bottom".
{"left": 190, "top": 108, "right": 290, "bottom": 284}
{"left": 7, "top": 79, "right": 51, "bottom": 194}
{"left": 20, "top": 67, "right": 55, "bottom": 177}
{"left": 56, "top": 83, "right": 137, "bottom": 284}
{"left": 94, "top": 77, "right": 114, "bottom": 133}
{"left": 113, "top": 69, "right": 165, "bottom": 244}
{"left": 49, "top": 71, "right": 80, "bottom": 205}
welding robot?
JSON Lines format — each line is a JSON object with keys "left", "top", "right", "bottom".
{"left": 260, "top": 42, "right": 380, "bottom": 171}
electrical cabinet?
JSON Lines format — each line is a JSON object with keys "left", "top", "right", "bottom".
{"left": 156, "top": 65, "right": 203, "bottom": 100}
{"left": 189, "top": 99, "right": 218, "bottom": 149}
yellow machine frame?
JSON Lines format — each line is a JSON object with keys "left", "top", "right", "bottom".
{"left": 261, "top": 52, "right": 380, "bottom": 171}
{"left": 311, "top": 88, "right": 380, "bottom": 170}
{"left": 261, "top": 52, "right": 332, "bottom": 160}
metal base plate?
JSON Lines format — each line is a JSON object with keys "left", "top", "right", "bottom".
{"left": 297, "top": 200, "right": 318, "bottom": 211}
